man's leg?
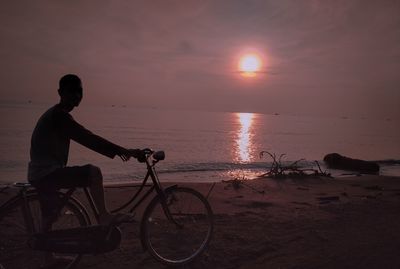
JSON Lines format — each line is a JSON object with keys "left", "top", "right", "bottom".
{"left": 87, "top": 165, "right": 109, "bottom": 217}
{"left": 87, "top": 165, "right": 133, "bottom": 224}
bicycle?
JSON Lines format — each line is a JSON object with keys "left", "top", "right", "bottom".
{"left": 0, "top": 149, "right": 214, "bottom": 268}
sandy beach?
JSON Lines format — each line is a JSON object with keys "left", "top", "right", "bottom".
{"left": 2, "top": 175, "right": 400, "bottom": 268}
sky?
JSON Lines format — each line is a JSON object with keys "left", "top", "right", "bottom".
{"left": 0, "top": 0, "right": 399, "bottom": 118}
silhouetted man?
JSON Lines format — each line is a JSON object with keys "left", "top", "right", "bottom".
{"left": 28, "top": 74, "right": 136, "bottom": 226}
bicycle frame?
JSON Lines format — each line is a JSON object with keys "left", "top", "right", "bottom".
{"left": 82, "top": 151, "right": 177, "bottom": 224}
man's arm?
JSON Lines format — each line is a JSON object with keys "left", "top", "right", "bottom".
{"left": 55, "top": 110, "right": 130, "bottom": 160}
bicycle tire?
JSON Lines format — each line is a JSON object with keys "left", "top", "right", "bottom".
{"left": 0, "top": 192, "right": 89, "bottom": 269}
{"left": 140, "top": 187, "right": 213, "bottom": 266}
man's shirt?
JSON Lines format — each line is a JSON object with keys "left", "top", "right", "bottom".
{"left": 28, "top": 104, "right": 123, "bottom": 182}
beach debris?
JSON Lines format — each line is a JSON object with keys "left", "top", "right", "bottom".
{"left": 291, "top": 201, "right": 312, "bottom": 206}
{"left": 233, "top": 200, "right": 272, "bottom": 209}
{"left": 222, "top": 177, "right": 265, "bottom": 194}
{"left": 317, "top": 196, "right": 340, "bottom": 204}
{"left": 317, "top": 196, "right": 340, "bottom": 201}
{"left": 245, "top": 201, "right": 272, "bottom": 209}
{"left": 364, "top": 185, "right": 384, "bottom": 191}
{"left": 259, "top": 151, "right": 331, "bottom": 179}
{"left": 222, "top": 178, "right": 243, "bottom": 190}
{"left": 297, "top": 187, "right": 309, "bottom": 191}
{"left": 323, "top": 153, "right": 380, "bottom": 174}
{"left": 206, "top": 182, "right": 216, "bottom": 200}
{"left": 358, "top": 193, "right": 383, "bottom": 199}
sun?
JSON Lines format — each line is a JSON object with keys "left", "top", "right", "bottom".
{"left": 238, "top": 54, "right": 262, "bottom": 77}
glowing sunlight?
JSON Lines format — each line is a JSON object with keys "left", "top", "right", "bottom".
{"left": 238, "top": 54, "right": 262, "bottom": 77}
{"left": 235, "top": 113, "right": 255, "bottom": 163}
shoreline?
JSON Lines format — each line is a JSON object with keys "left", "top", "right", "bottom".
{"left": 3, "top": 160, "right": 400, "bottom": 186}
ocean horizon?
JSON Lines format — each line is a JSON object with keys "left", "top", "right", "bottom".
{"left": 1, "top": 102, "right": 399, "bottom": 184}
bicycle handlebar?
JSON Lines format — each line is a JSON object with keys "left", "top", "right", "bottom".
{"left": 131, "top": 148, "right": 165, "bottom": 163}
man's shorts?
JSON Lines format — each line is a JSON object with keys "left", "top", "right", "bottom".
{"left": 31, "top": 164, "right": 95, "bottom": 218}
{"left": 32, "top": 164, "right": 93, "bottom": 191}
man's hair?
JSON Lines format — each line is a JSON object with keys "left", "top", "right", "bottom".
{"left": 59, "top": 74, "right": 82, "bottom": 94}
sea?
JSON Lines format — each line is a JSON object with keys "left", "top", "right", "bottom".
{"left": 1, "top": 103, "right": 400, "bottom": 184}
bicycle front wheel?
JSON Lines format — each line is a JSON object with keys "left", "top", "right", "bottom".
{"left": 0, "top": 193, "right": 88, "bottom": 269}
{"left": 141, "top": 187, "right": 213, "bottom": 266}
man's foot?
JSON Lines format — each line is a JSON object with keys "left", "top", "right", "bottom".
{"left": 99, "top": 213, "right": 135, "bottom": 225}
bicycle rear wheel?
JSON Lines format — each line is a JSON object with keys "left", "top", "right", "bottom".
{"left": 0, "top": 193, "right": 88, "bottom": 269}
{"left": 141, "top": 187, "right": 213, "bottom": 266}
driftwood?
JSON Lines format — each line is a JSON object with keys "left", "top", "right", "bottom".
{"left": 259, "top": 151, "right": 331, "bottom": 179}
{"left": 323, "top": 153, "right": 379, "bottom": 174}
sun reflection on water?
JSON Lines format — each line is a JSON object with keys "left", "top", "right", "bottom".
{"left": 235, "top": 113, "right": 255, "bottom": 163}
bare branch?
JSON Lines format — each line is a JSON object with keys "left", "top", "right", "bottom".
{"left": 259, "top": 151, "right": 332, "bottom": 179}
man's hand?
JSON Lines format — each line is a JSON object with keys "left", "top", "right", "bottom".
{"left": 118, "top": 148, "right": 147, "bottom": 162}
{"left": 117, "top": 148, "right": 132, "bottom": 162}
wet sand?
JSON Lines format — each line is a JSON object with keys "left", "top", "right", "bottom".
{"left": 1, "top": 175, "right": 400, "bottom": 268}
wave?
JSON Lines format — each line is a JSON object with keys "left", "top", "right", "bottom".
{"left": 100, "top": 159, "right": 400, "bottom": 183}
{"left": 156, "top": 159, "right": 400, "bottom": 175}
{"left": 375, "top": 159, "right": 400, "bottom": 165}
{"left": 157, "top": 160, "right": 321, "bottom": 174}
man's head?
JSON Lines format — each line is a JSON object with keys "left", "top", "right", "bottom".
{"left": 58, "top": 74, "right": 83, "bottom": 111}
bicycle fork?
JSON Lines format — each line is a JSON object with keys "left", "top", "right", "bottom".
{"left": 147, "top": 162, "right": 184, "bottom": 229}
